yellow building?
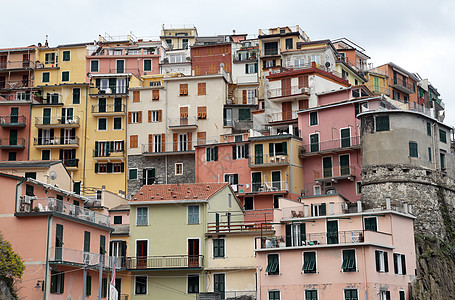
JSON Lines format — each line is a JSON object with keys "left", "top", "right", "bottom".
{"left": 364, "top": 69, "right": 390, "bottom": 96}
{"left": 160, "top": 25, "right": 198, "bottom": 50}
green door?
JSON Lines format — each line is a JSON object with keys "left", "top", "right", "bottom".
{"left": 251, "top": 172, "right": 261, "bottom": 192}
{"left": 341, "top": 128, "right": 351, "bottom": 147}
{"left": 340, "top": 154, "right": 350, "bottom": 176}
{"left": 55, "top": 224, "right": 63, "bottom": 260}
{"left": 9, "top": 129, "right": 17, "bottom": 145}
{"left": 271, "top": 171, "right": 281, "bottom": 190}
{"left": 238, "top": 108, "right": 250, "bottom": 121}
{"left": 310, "top": 134, "right": 319, "bottom": 152}
{"left": 327, "top": 220, "right": 338, "bottom": 244}
{"left": 43, "top": 108, "right": 51, "bottom": 125}
{"left": 116, "top": 60, "right": 125, "bottom": 73}
{"left": 10, "top": 107, "right": 18, "bottom": 124}
{"left": 374, "top": 77, "right": 379, "bottom": 93}
{"left": 322, "top": 157, "right": 332, "bottom": 178}
{"left": 254, "top": 144, "right": 263, "bottom": 165}
{"left": 214, "top": 274, "right": 225, "bottom": 300}
{"left": 98, "top": 98, "right": 106, "bottom": 113}
{"left": 114, "top": 98, "right": 122, "bottom": 112}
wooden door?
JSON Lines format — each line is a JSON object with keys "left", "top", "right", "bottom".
{"left": 0, "top": 55, "right": 6, "bottom": 69}
{"left": 281, "top": 101, "right": 292, "bottom": 120}
{"left": 327, "top": 220, "right": 338, "bottom": 244}
{"left": 254, "top": 144, "right": 263, "bottom": 165}
{"left": 322, "top": 156, "right": 333, "bottom": 178}
{"left": 136, "top": 240, "right": 148, "bottom": 268}
{"left": 188, "top": 239, "right": 199, "bottom": 267}
{"left": 281, "top": 78, "right": 291, "bottom": 96}
{"left": 23, "top": 54, "right": 30, "bottom": 68}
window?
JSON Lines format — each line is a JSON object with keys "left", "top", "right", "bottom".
{"left": 302, "top": 251, "right": 316, "bottom": 273}
{"left": 399, "top": 291, "right": 405, "bottom": 300}
{"left": 428, "top": 147, "right": 432, "bottom": 162}
{"left": 144, "top": 59, "right": 152, "bottom": 71}
{"left": 310, "top": 55, "right": 320, "bottom": 64}
{"left": 98, "top": 118, "right": 107, "bottom": 130}
{"left": 440, "top": 151, "right": 446, "bottom": 169}
{"left": 198, "top": 83, "right": 206, "bottom": 95}
{"left": 143, "top": 168, "right": 155, "bottom": 185}
{"left": 112, "top": 117, "right": 122, "bottom": 130}
{"left": 180, "top": 84, "right": 188, "bottom": 96}
{"left": 266, "top": 254, "right": 279, "bottom": 275}
{"left": 62, "top": 51, "right": 70, "bottom": 61}
{"left": 269, "top": 142, "right": 287, "bottom": 156}
{"left": 101, "top": 278, "right": 108, "bottom": 298}
{"left": 285, "top": 38, "right": 293, "bottom": 49}
{"left": 380, "top": 291, "right": 391, "bottom": 300}
{"left": 356, "top": 182, "right": 362, "bottom": 195}
{"left": 427, "top": 122, "right": 431, "bottom": 136}
{"left": 213, "top": 239, "right": 225, "bottom": 258}
{"left": 393, "top": 253, "right": 406, "bottom": 275}
{"left": 42, "top": 72, "right": 50, "bottom": 83}
{"left": 376, "top": 115, "right": 390, "bottom": 131}
{"left": 206, "top": 147, "right": 218, "bottom": 162}
{"left": 50, "top": 271, "right": 65, "bottom": 294}
{"left": 114, "top": 216, "right": 122, "bottom": 224}
{"left": 188, "top": 275, "right": 199, "bottom": 293}
{"left": 375, "top": 250, "right": 389, "bottom": 273}
{"left": 269, "top": 290, "right": 280, "bottom": 300}
{"left": 152, "top": 89, "right": 159, "bottom": 100}
{"left": 311, "top": 203, "right": 326, "bottom": 216}
{"left": 294, "top": 59, "right": 305, "bottom": 67}
{"left": 175, "top": 163, "right": 183, "bottom": 175}
{"left": 149, "top": 110, "right": 161, "bottom": 122}
{"left": 313, "top": 185, "right": 321, "bottom": 196}
{"left": 224, "top": 174, "right": 239, "bottom": 186}
{"left": 130, "top": 111, "right": 141, "bottom": 124}
{"left": 62, "top": 71, "right": 69, "bottom": 82}
{"left": 197, "top": 106, "right": 207, "bottom": 119}
{"left": 364, "top": 217, "right": 377, "bottom": 231}
{"left": 129, "top": 168, "right": 138, "bottom": 180}
{"left": 188, "top": 205, "right": 199, "bottom": 224}
{"left": 244, "top": 197, "right": 253, "bottom": 210}
{"left": 178, "top": 133, "right": 188, "bottom": 151}
{"left": 90, "top": 60, "right": 99, "bottom": 72}
{"left": 42, "top": 149, "right": 50, "bottom": 160}
{"left": 86, "top": 275, "right": 92, "bottom": 296}
{"left": 8, "top": 152, "right": 16, "bottom": 161}
{"left": 45, "top": 53, "right": 55, "bottom": 64}
{"left": 344, "top": 289, "right": 359, "bottom": 300}
{"left": 409, "top": 142, "right": 418, "bottom": 157}
{"left": 233, "top": 144, "right": 249, "bottom": 159}
{"left": 310, "top": 134, "right": 319, "bottom": 152}
{"left": 342, "top": 249, "right": 356, "bottom": 272}
{"left": 113, "top": 162, "right": 123, "bottom": 173}
{"left": 135, "top": 276, "right": 147, "bottom": 295}
{"left": 72, "top": 88, "right": 80, "bottom": 104}
{"left": 136, "top": 207, "right": 148, "bottom": 226}
{"left": 133, "top": 90, "right": 140, "bottom": 102}
{"left": 439, "top": 129, "right": 447, "bottom": 143}
{"left": 246, "top": 63, "right": 258, "bottom": 74}
{"left": 305, "top": 290, "right": 318, "bottom": 300}
{"left": 340, "top": 128, "right": 351, "bottom": 147}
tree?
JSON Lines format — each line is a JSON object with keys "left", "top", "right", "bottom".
{"left": 0, "top": 233, "right": 25, "bottom": 299}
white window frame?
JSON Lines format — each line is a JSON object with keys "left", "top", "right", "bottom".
{"left": 136, "top": 207, "right": 149, "bottom": 226}
{"left": 340, "top": 127, "right": 351, "bottom": 147}
{"left": 187, "top": 205, "right": 200, "bottom": 224}
{"left": 309, "top": 111, "right": 318, "bottom": 126}
{"left": 129, "top": 168, "right": 138, "bottom": 180}
{"left": 144, "top": 59, "right": 152, "bottom": 72}
{"left": 16, "top": 92, "right": 26, "bottom": 101}
{"left": 235, "top": 144, "right": 247, "bottom": 159}
{"left": 97, "top": 118, "right": 107, "bottom": 131}
{"left": 153, "top": 135, "right": 161, "bottom": 153}
{"left": 302, "top": 250, "right": 317, "bottom": 273}
{"left": 310, "top": 55, "right": 320, "bottom": 64}
{"left": 266, "top": 253, "right": 280, "bottom": 275}
{"left": 175, "top": 163, "right": 183, "bottom": 175}
{"left": 376, "top": 250, "right": 387, "bottom": 272}
{"left": 134, "top": 275, "right": 148, "bottom": 295}
{"left": 247, "top": 90, "right": 255, "bottom": 104}
{"left": 117, "top": 78, "right": 126, "bottom": 93}
{"left": 151, "top": 110, "right": 159, "bottom": 122}
{"left": 356, "top": 182, "right": 362, "bottom": 195}
{"left": 90, "top": 60, "right": 99, "bottom": 72}
{"left": 178, "top": 133, "right": 188, "bottom": 151}
{"left": 313, "top": 185, "right": 321, "bottom": 196}
{"left": 395, "top": 253, "right": 406, "bottom": 275}
{"left": 113, "top": 117, "right": 122, "bottom": 130}
{"left": 246, "top": 63, "right": 256, "bottom": 74}
{"left": 131, "top": 112, "right": 139, "bottom": 123}
{"left": 294, "top": 59, "right": 305, "bottom": 67}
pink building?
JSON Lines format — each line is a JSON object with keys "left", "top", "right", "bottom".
{"left": 0, "top": 172, "right": 115, "bottom": 299}
{"left": 256, "top": 195, "right": 416, "bottom": 300}
{"left": 297, "top": 86, "right": 381, "bottom": 201}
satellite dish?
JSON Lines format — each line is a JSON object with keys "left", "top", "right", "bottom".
{"left": 86, "top": 72, "right": 91, "bottom": 78}
{"left": 49, "top": 171, "right": 57, "bottom": 181}
{"left": 220, "top": 63, "right": 225, "bottom": 68}
{"left": 325, "top": 62, "right": 331, "bottom": 68}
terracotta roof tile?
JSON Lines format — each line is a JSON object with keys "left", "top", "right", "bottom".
{"left": 130, "top": 183, "right": 229, "bottom": 203}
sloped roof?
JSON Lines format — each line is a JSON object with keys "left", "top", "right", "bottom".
{"left": 129, "top": 183, "right": 229, "bottom": 204}
{"left": 0, "top": 160, "right": 62, "bottom": 169}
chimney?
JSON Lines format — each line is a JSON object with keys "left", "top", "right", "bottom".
{"left": 357, "top": 200, "right": 362, "bottom": 213}
{"left": 386, "top": 197, "right": 391, "bottom": 210}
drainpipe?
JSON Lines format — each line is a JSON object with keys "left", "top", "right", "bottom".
{"left": 44, "top": 215, "right": 53, "bottom": 300}
{"left": 362, "top": 246, "right": 368, "bottom": 300}
{"left": 165, "top": 80, "right": 168, "bottom": 184}
{"left": 83, "top": 85, "right": 88, "bottom": 190}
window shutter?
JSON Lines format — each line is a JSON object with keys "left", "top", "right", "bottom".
{"left": 394, "top": 253, "right": 398, "bottom": 274}
{"left": 376, "top": 251, "right": 381, "bottom": 272}
{"left": 161, "top": 134, "right": 166, "bottom": 152}
{"left": 206, "top": 148, "right": 210, "bottom": 161}
{"left": 107, "top": 163, "right": 113, "bottom": 173}
{"left": 128, "top": 112, "right": 132, "bottom": 124}
{"left": 232, "top": 145, "right": 237, "bottom": 160}
{"left": 138, "top": 111, "right": 142, "bottom": 123}
{"left": 245, "top": 144, "right": 249, "bottom": 158}
{"left": 254, "top": 63, "right": 258, "bottom": 73}
{"left": 401, "top": 255, "right": 406, "bottom": 275}
{"left": 188, "top": 132, "right": 192, "bottom": 150}
{"left": 173, "top": 133, "right": 178, "bottom": 151}
{"left": 285, "top": 224, "right": 291, "bottom": 246}
{"left": 320, "top": 203, "right": 326, "bottom": 215}
{"left": 300, "top": 223, "right": 306, "bottom": 243}
{"left": 384, "top": 252, "right": 389, "bottom": 272}
{"left": 94, "top": 163, "right": 99, "bottom": 173}
{"left": 84, "top": 231, "right": 90, "bottom": 252}
{"left": 214, "top": 146, "right": 218, "bottom": 161}
{"left": 86, "top": 276, "right": 91, "bottom": 296}
{"left": 269, "top": 143, "right": 274, "bottom": 156}
{"left": 59, "top": 149, "right": 63, "bottom": 160}
{"left": 282, "top": 142, "right": 287, "bottom": 154}
{"left": 263, "top": 61, "right": 266, "bottom": 69}
{"left": 158, "top": 110, "right": 162, "bottom": 122}
{"left": 148, "top": 110, "right": 152, "bottom": 122}
{"left": 234, "top": 174, "right": 239, "bottom": 184}
{"left": 120, "top": 163, "right": 124, "bottom": 172}
{"left": 143, "top": 169, "right": 147, "bottom": 185}
{"left": 243, "top": 90, "right": 247, "bottom": 104}
{"left": 148, "top": 134, "right": 153, "bottom": 153}
{"left": 50, "top": 272, "right": 57, "bottom": 293}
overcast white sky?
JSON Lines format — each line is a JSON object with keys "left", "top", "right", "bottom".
{"left": 2, "top": 0, "right": 454, "bottom": 128}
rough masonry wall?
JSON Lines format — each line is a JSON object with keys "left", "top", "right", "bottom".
{"left": 361, "top": 164, "right": 455, "bottom": 299}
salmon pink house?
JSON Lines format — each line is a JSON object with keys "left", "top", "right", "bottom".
{"left": 256, "top": 195, "right": 416, "bottom": 300}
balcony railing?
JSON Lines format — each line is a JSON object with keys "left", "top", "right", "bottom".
{"left": 0, "top": 115, "right": 26, "bottom": 126}
{"left": 93, "top": 149, "right": 124, "bottom": 158}
{"left": 18, "top": 196, "right": 110, "bottom": 226}
{"left": 141, "top": 141, "right": 196, "bottom": 154}
{"left": 0, "top": 79, "right": 34, "bottom": 89}
{"left": 261, "top": 48, "right": 280, "bottom": 56}
{"left": 300, "top": 136, "right": 360, "bottom": 156}
{"left": 34, "top": 136, "right": 79, "bottom": 147}
{"left": 0, "top": 137, "right": 25, "bottom": 148}
{"left": 0, "top": 60, "right": 34, "bottom": 70}
{"left": 108, "top": 68, "right": 141, "bottom": 75}
{"left": 126, "top": 255, "right": 204, "bottom": 269}
{"left": 249, "top": 154, "right": 289, "bottom": 167}
{"left": 313, "top": 165, "right": 358, "bottom": 181}
{"left": 392, "top": 80, "right": 415, "bottom": 94}
{"left": 49, "top": 247, "right": 121, "bottom": 269}
{"left": 91, "top": 104, "right": 126, "bottom": 114}
{"left": 225, "top": 291, "right": 256, "bottom": 299}
{"left": 365, "top": 84, "right": 390, "bottom": 96}
{"left": 267, "top": 86, "right": 309, "bottom": 99}
{"left": 251, "top": 181, "right": 288, "bottom": 193}
{"left": 168, "top": 117, "right": 198, "bottom": 128}
{"left": 268, "top": 110, "right": 299, "bottom": 122}
{"left": 89, "top": 86, "right": 128, "bottom": 96}
{"left": 257, "top": 230, "right": 365, "bottom": 249}
{"left": 207, "top": 220, "right": 271, "bottom": 233}
{"left": 35, "top": 116, "right": 80, "bottom": 126}
{"left": 63, "top": 158, "right": 79, "bottom": 168}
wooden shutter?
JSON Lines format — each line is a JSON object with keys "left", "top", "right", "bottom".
{"left": 130, "top": 135, "right": 138, "bottom": 148}
{"left": 232, "top": 145, "right": 237, "bottom": 160}
{"left": 180, "top": 107, "right": 188, "bottom": 118}
{"left": 173, "top": 133, "right": 178, "bottom": 151}
{"left": 197, "top": 132, "right": 206, "bottom": 145}
{"left": 158, "top": 110, "right": 162, "bottom": 122}
{"left": 180, "top": 84, "right": 188, "bottom": 96}
{"left": 133, "top": 91, "right": 140, "bottom": 102}
{"left": 128, "top": 112, "right": 132, "bottom": 124}
{"left": 138, "top": 111, "right": 142, "bottom": 123}
{"left": 198, "top": 83, "right": 206, "bottom": 95}
{"left": 152, "top": 89, "right": 159, "bottom": 100}
{"left": 161, "top": 134, "right": 166, "bottom": 152}
{"left": 188, "top": 132, "right": 192, "bottom": 150}
{"left": 148, "top": 134, "right": 153, "bottom": 153}
{"left": 148, "top": 110, "right": 152, "bottom": 122}
{"left": 243, "top": 90, "right": 247, "bottom": 104}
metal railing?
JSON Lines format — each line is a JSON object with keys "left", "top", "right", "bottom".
{"left": 93, "top": 149, "right": 124, "bottom": 157}
{"left": 18, "top": 197, "right": 110, "bottom": 226}
{"left": 249, "top": 154, "right": 289, "bottom": 166}
{"left": 126, "top": 255, "right": 204, "bottom": 269}
{"left": 33, "top": 136, "right": 79, "bottom": 146}
{"left": 108, "top": 68, "right": 141, "bottom": 75}
{"left": 225, "top": 290, "right": 256, "bottom": 300}
{"left": 91, "top": 104, "right": 126, "bottom": 113}
{"left": 35, "top": 116, "right": 80, "bottom": 126}
{"left": 251, "top": 181, "right": 288, "bottom": 193}
{"left": 313, "top": 165, "right": 358, "bottom": 180}
{"left": 141, "top": 141, "right": 196, "bottom": 154}
{"left": 207, "top": 220, "right": 271, "bottom": 233}
{"left": 300, "top": 136, "right": 360, "bottom": 155}
{"left": 49, "top": 247, "right": 120, "bottom": 269}
{"left": 392, "top": 80, "right": 415, "bottom": 93}
{"left": 168, "top": 117, "right": 198, "bottom": 127}
{"left": 63, "top": 159, "right": 79, "bottom": 168}
{"left": 267, "top": 86, "right": 309, "bottom": 98}
{"left": 267, "top": 110, "right": 299, "bottom": 122}
{"left": 0, "top": 60, "right": 34, "bottom": 70}
{"left": 0, "top": 137, "right": 25, "bottom": 147}
{"left": 0, "top": 79, "right": 34, "bottom": 89}
{"left": 0, "top": 115, "right": 26, "bottom": 125}
{"left": 89, "top": 86, "right": 128, "bottom": 95}
{"left": 365, "top": 84, "right": 390, "bottom": 96}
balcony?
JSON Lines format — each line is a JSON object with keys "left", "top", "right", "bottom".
{"left": 0, "top": 115, "right": 26, "bottom": 127}
{"left": 35, "top": 116, "right": 80, "bottom": 128}
{"left": 93, "top": 149, "right": 124, "bottom": 158}
{"left": 91, "top": 104, "right": 126, "bottom": 116}
{"left": 365, "top": 84, "right": 390, "bottom": 96}
{"left": 300, "top": 136, "right": 360, "bottom": 157}
{"left": 126, "top": 255, "right": 204, "bottom": 270}
{"left": 89, "top": 86, "right": 128, "bottom": 97}
{"left": 207, "top": 220, "right": 272, "bottom": 233}
{"left": 260, "top": 48, "right": 280, "bottom": 57}
{"left": 49, "top": 247, "right": 120, "bottom": 269}
{"left": 17, "top": 196, "right": 110, "bottom": 227}
{"left": 34, "top": 136, "right": 79, "bottom": 148}
{"left": 0, "top": 79, "right": 34, "bottom": 90}
{"left": 35, "top": 94, "right": 63, "bottom": 105}
{"left": 268, "top": 111, "right": 299, "bottom": 123}
{"left": 267, "top": 86, "right": 309, "bottom": 101}
{"left": 168, "top": 117, "right": 198, "bottom": 130}
{"left": 63, "top": 158, "right": 79, "bottom": 169}
{"left": 233, "top": 120, "right": 253, "bottom": 132}
{"left": 249, "top": 154, "right": 289, "bottom": 168}
{"left": 251, "top": 181, "right": 289, "bottom": 193}
{"left": 141, "top": 141, "right": 195, "bottom": 155}
{"left": 392, "top": 80, "right": 415, "bottom": 95}
{"left": 313, "top": 165, "right": 358, "bottom": 184}
{"left": 0, "top": 60, "right": 34, "bottom": 71}
{"left": 0, "top": 137, "right": 25, "bottom": 149}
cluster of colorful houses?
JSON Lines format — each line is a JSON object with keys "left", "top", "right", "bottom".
{"left": 0, "top": 25, "right": 452, "bottom": 299}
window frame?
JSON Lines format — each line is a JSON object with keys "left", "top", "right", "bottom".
{"left": 129, "top": 168, "right": 138, "bottom": 180}
{"left": 268, "top": 290, "right": 281, "bottom": 300}
{"left": 62, "top": 51, "right": 70, "bottom": 62}
{"left": 309, "top": 111, "right": 318, "bottom": 126}
{"left": 113, "top": 117, "right": 122, "bottom": 130}
{"left": 62, "top": 71, "right": 70, "bottom": 82}
{"left": 364, "top": 217, "right": 377, "bottom": 231}
{"left": 266, "top": 253, "right": 280, "bottom": 275}
{"left": 187, "top": 205, "right": 200, "bottom": 224}
{"left": 135, "top": 275, "right": 147, "bottom": 295}
{"left": 439, "top": 129, "right": 447, "bottom": 143}
{"left": 341, "top": 249, "right": 356, "bottom": 272}
{"left": 136, "top": 207, "right": 148, "bottom": 226}
{"left": 90, "top": 60, "right": 99, "bottom": 72}
{"left": 344, "top": 288, "right": 359, "bottom": 300}
{"left": 175, "top": 163, "right": 183, "bottom": 175}
{"left": 302, "top": 251, "right": 317, "bottom": 274}
{"left": 213, "top": 238, "right": 225, "bottom": 258}
{"left": 409, "top": 141, "right": 418, "bottom": 158}
{"left": 42, "top": 72, "right": 50, "bottom": 83}
{"left": 376, "top": 115, "right": 390, "bottom": 132}
{"left": 98, "top": 118, "right": 107, "bottom": 131}
{"left": 143, "top": 59, "right": 152, "bottom": 72}
{"left": 375, "top": 250, "right": 389, "bottom": 273}
{"left": 393, "top": 253, "right": 406, "bottom": 275}
{"left": 187, "top": 274, "right": 199, "bottom": 294}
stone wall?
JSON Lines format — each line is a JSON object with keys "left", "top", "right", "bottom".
{"left": 0, "top": 280, "right": 14, "bottom": 300}
{"left": 361, "top": 164, "right": 455, "bottom": 299}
